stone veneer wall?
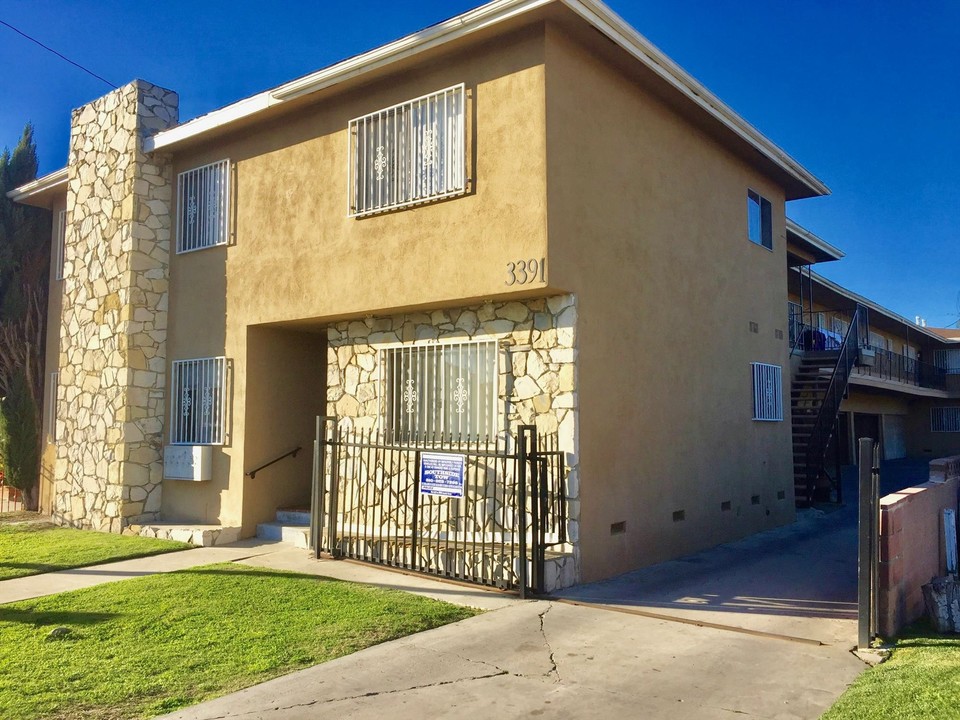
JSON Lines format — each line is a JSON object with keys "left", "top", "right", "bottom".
{"left": 54, "top": 80, "right": 178, "bottom": 531}
{"left": 326, "top": 295, "right": 580, "bottom": 585}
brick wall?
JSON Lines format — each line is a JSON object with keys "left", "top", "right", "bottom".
{"left": 878, "top": 455, "right": 960, "bottom": 637}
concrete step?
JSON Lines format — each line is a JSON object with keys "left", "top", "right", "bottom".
{"left": 276, "top": 508, "right": 310, "bottom": 526}
{"left": 256, "top": 522, "right": 310, "bottom": 548}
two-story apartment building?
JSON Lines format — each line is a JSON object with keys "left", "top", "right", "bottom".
{"left": 17, "top": 0, "right": 948, "bottom": 592}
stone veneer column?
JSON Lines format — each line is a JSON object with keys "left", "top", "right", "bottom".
{"left": 54, "top": 80, "right": 178, "bottom": 532}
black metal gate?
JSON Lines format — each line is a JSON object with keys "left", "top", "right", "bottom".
{"left": 309, "top": 417, "right": 566, "bottom": 596}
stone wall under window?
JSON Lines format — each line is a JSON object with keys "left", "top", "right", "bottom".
{"left": 326, "top": 295, "right": 580, "bottom": 587}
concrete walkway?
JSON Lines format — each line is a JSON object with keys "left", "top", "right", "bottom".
{"left": 0, "top": 538, "right": 279, "bottom": 604}
{"left": 2, "top": 499, "right": 879, "bottom": 719}
{"left": 156, "top": 505, "right": 870, "bottom": 720}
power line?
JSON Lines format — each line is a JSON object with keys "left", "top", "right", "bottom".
{"left": 0, "top": 18, "right": 117, "bottom": 90}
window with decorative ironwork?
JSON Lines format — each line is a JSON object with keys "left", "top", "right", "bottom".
{"left": 381, "top": 341, "right": 497, "bottom": 441}
{"left": 176, "top": 160, "right": 230, "bottom": 253}
{"left": 54, "top": 210, "right": 66, "bottom": 280}
{"left": 751, "top": 362, "right": 783, "bottom": 421}
{"left": 170, "top": 357, "right": 228, "bottom": 445}
{"left": 349, "top": 84, "right": 466, "bottom": 217}
{"left": 932, "top": 407, "right": 960, "bottom": 432}
{"left": 747, "top": 189, "right": 773, "bottom": 250}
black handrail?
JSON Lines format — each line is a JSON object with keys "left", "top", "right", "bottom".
{"left": 245, "top": 446, "right": 302, "bottom": 478}
{"left": 803, "top": 304, "right": 866, "bottom": 503}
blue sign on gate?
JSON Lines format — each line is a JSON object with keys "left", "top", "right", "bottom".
{"left": 419, "top": 452, "right": 466, "bottom": 498}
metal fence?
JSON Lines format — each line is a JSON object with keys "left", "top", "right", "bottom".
{"left": 0, "top": 478, "right": 23, "bottom": 514}
{"left": 310, "top": 419, "right": 566, "bottom": 596}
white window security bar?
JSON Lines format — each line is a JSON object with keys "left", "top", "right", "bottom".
{"left": 751, "top": 362, "right": 783, "bottom": 422}
{"left": 381, "top": 340, "right": 497, "bottom": 441}
{"left": 348, "top": 84, "right": 466, "bottom": 217}
{"left": 170, "top": 357, "right": 228, "bottom": 445}
{"left": 176, "top": 159, "right": 230, "bottom": 254}
{"left": 931, "top": 407, "right": 960, "bottom": 433}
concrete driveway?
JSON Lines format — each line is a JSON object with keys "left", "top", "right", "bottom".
{"left": 158, "top": 501, "right": 873, "bottom": 720}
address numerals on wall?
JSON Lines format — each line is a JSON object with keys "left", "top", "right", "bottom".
{"left": 505, "top": 258, "right": 546, "bottom": 286}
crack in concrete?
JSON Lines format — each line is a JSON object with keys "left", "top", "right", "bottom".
{"left": 193, "top": 670, "right": 510, "bottom": 719}
{"left": 538, "top": 602, "right": 561, "bottom": 683}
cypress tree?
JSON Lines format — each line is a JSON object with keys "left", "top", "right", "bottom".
{"left": 0, "top": 124, "right": 51, "bottom": 510}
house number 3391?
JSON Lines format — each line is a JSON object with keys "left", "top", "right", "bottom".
{"left": 505, "top": 258, "right": 546, "bottom": 286}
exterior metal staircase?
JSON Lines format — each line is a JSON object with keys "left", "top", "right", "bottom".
{"left": 791, "top": 304, "right": 867, "bottom": 506}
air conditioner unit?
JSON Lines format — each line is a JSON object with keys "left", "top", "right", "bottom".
{"left": 164, "top": 445, "right": 212, "bottom": 481}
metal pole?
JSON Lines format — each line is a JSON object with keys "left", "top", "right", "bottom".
{"left": 518, "top": 427, "right": 529, "bottom": 599}
{"left": 871, "top": 443, "right": 880, "bottom": 640}
{"left": 857, "top": 437, "right": 874, "bottom": 649}
{"left": 311, "top": 416, "right": 321, "bottom": 557}
{"left": 326, "top": 418, "right": 341, "bottom": 558}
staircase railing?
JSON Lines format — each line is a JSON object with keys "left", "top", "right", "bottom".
{"left": 803, "top": 303, "right": 867, "bottom": 503}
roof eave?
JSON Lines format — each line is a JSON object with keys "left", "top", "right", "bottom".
{"left": 142, "top": 0, "right": 829, "bottom": 199}
{"left": 7, "top": 167, "right": 68, "bottom": 205}
{"left": 786, "top": 218, "right": 845, "bottom": 262}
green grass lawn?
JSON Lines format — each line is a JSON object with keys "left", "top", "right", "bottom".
{"left": 0, "top": 516, "right": 189, "bottom": 580}
{"left": 0, "top": 562, "right": 477, "bottom": 720}
{"left": 823, "top": 622, "right": 960, "bottom": 719}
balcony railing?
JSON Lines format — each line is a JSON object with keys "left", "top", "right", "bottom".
{"left": 853, "top": 348, "right": 947, "bottom": 391}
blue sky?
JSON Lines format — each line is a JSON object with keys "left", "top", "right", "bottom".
{"left": 2, "top": 1, "right": 957, "bottom": 326}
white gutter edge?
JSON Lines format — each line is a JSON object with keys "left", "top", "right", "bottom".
{"left": 142, "top": 0, "right": 830, "bottom": 198}
{"left": 6, "top": 167, "right": 68, "bottom": 201}
{"left": 805, "top": 268, "right": 951, "bottom": 345}
{"left": 786, "top": 218, "right": 845, "bottom": 260}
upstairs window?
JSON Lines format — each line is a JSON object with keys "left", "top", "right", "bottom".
{"left": 170, "top": 357, "right": 228, "bottom": 445}
{"left": 176, "top": 160, "right": 230, "bottom": 254}
{"left": 751, "top": 362, "right": 783, "bottom": 421}
{"left": 349, "top": 84, "right": 466, "bottom": 217}
{"left": 54, "top": 210, "right": 66, "bottom": 280}
{"left": 381, "top": 341, "right": 497, "bottom": 442}
{"left": 747, "top": 189, "right": 773, "bottom": 250}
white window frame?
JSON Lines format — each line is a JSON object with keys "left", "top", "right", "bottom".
{"left": 169, "top": 357, "right": 228, "bottom": 445}
{"left": 379, "top": 339, "right": 499, "bottom": 442}
{"left": 931, "top": 407, "right": 960, "bottom": 433}
{"left": 54, "top": 210, "right": 66, "bottom": 280}
{"left": 47, "top": 371, "right": 59, "bottom": 443}
{"left": 176, "top": 159, "right": 230, "bottom": 254}
{"left": 348, "top": 84, "right": 466, "bottom": 218}
{"left": 751, "top": 362, "right": 783, "bottom": 421}
{"left": 747, "top": 189, "right": 773, "bottom": 250}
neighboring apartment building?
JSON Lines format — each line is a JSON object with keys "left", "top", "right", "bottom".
{"left": 13, "top": 0, "right": 952, "bottom": 592}
{"left": 784, "top": 233, "right": 960, "bottom": 500}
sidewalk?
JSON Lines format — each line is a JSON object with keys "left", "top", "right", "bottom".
{"left": 0, "top": 538, "right": 278, "bottom": 605}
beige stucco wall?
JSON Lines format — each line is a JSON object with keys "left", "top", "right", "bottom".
{"left": 543, "top": 24, "right": 795, "bottom": 580}
{"left": 163, "top": 26, "right": 551, "bottom": 528}
{"left": 39, "top": 196, "right": 65, "bottom": 514}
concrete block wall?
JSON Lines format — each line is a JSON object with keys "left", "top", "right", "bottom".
{"left": 878, "top": 455, "right": 960, "bottom": 637}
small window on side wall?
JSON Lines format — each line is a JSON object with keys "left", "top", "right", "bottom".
{"left": 751, "top": 362, "right": 783, "bottom": 421}
{"left": 177, "top": 160, "right": 230, "bottom": 254}
{"left": 747, "top": 189, "right": 772, "bottom": 250}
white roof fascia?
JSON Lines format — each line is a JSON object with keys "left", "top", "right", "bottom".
{"left": 562, "top": 0, "right": 829, "bottom": 197}
{"left": 142, "top": 0, "right": 830, "bottom": 198}
{"left": 786, "top": 218, "right": 845, "bottom": 260}
{"left": 807, "top": 269, "right": 950, "bottom": 344}
{"left": 6, "top": 167, "right": 68, "bottom": 202}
